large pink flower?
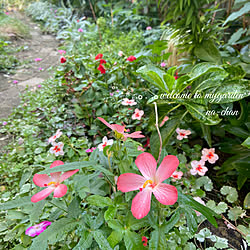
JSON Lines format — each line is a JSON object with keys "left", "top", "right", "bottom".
{"left": 117, "top": 153, "right": 179, "bottom": 219}
{"left": 97, "top": 117, "right": 145, "bottom": 140}
{"left": 31, "top": 161, "right": 79, "bottom": 203}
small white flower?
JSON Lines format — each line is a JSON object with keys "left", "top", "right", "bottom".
{"left": 98, "top": 136, "right": 113, "bottom": 151}
{"left": 118, "top": 51, "right": 123, "bottom": 57}
{"left": 49, "top": 142, "right": 64, "bottom": 156}
{"left": 176, "top": 128, "right": 191, "bottom": 140}
{"left": 201, "top": 148, "right": 219, "bottom": 164}
{"left": 121, "top": 98, "right": 137, "bottom": 106}
{"left": 190, "top": 160, "right": 207, "bottom": 176}
{"left": 48, "top": 129, "right": 62, "bottom": 144}
{"left": 132, "top": 108, "right": 144, "bottom": 120}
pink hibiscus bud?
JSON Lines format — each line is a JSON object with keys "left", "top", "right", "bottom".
{"left": 121, "top": 98, "right": 137, "bottom": 106}
{"left": 171, "top": 170, "right": 183, "bottom": 180}
{"left": 146, "top": 26, "right": 152, "bottom": 30}
{"left": 190, "top": 160, "right": 208, "bottom": 176}
{"left": 31, "top": 161, "right": 79, "bottom": 203}
{"left": 160, "top": 62, "right": 166, "bottom": 67}
{"left": 58, "top": 50, "right": 66, "bottom": 54}
{"left": 142, "top": 236, "right": 148, "bottom": 246}
{"left": 132, "top": 108, "right": 144, "bottom": 120}
{"left": 117, "top": 153, "right": 179, "bottom": 219}
{"left": 201, "top": 148, "right": 219, "bottom": 164}
{"left": 126, "top": 55, "right": 137, "bottom": 62}
{"left": 137, "top": 146, "right": 145, "bottom": 152}
{"left": 97, "top": 136, "right": 113, "bottom": 151}
{"left": 49, "top": 142, "right": 64, "bottom": 156}
{"left": 13, "top": 80, "right": 18, "bottom": 84}
{"left": 25, "top": 221, "right": 51, "bottom": 237}
{"left": 97, "top": 117, "right": 145, "bottom": 141}
{"left": 118, "top": 51, "right": 123, "bottom": 57}
{"left": 176, "top": 128, "right": 191, "bottom": 140}
{"left": 34, "top": 58, "right": 42, "bottom": 62}
{"left": 160, "top": 116, "right": 169, "bottom": 127}
{"left": 193, "top": 197, "right": 206, "bottom": 216}
{"left": 78, "top": 28, "right": 83, "bottom": 32}
{"left": 48, "top": 129, "right": 62, "bottom": 144}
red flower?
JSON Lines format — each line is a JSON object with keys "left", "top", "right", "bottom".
{"left": 142, "top": 236, "right": 148, "bottom": 246}
{"left": 97, "top": 64, "right": 106, "bottom": 74}
{"left": 174, "top": 72, "right": 178, "bottom": 80}
{"left": 77, "top": 19, "right": 79, "bottom": 23}
{"left": 60, "top": 57, "right": 66, "bottom": 63}
{"left": 99, "top": 59, "right": 106, "bottom": 64}
{"left": 127, "top": 55, "right": 137, "bottom": 62}
{"left": 95, "top": 54, "right": 103, "bottom": 60}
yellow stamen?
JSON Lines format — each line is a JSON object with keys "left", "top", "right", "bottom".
{"left": 143, "top": 180, "right": 153, "bottom": 188}
{"left": 47, "top": 181, "right": 56, "bottom": 186}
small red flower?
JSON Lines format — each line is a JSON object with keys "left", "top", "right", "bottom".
{"left": 95, "top": 54, "right": 103, "bottom": 60}
{"left": 97, "top": 64, "right": 106, "bottom": 74}
{"left": 127, "top": 55, "right": 137, "bottom": 62}
{"left": 99, "top": 59, "right": 106, "bottom": 64}
{"left": 77, "top": 19, "right": 79, "bottom": 23}
{"left": 60, "top": 57, "right": 66, "bottom": 63}
{"left": 142, "top": 236, "right": 148, "bottom": 246}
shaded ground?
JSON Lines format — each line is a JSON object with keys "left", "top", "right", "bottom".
{"left": 0, "top": 11, "right": 59, "bottom": 148}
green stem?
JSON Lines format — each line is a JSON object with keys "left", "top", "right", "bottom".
{"left": 153, "top": 102, "right": 162, "bottom": 164}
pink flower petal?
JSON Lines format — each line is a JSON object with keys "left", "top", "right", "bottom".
{"left": 31, "top": 188, "right": 54, "bottom": 203}
{"left": 155, "top": 155, "right": 179, "bottom": 183}
{"left": 53, "top": 184, "right": 67, "bottom": 198}
{"left": 131, "top": 189, "right": 152, "bottom": 219}
{"left": 97, "top": 117, "right": 113, "bottom": 130}
{"left": 112, "top": 124, "right": 126, "bottom": 133}
{"left": 127, "top": 131, "right": 145, "bottom": 138}
{"left": 135, "top": 153, "right": 157, "bottom": 179}
{"left": 33, "top": 174, "right": 51, "bottom": 187}
{"left": 153, "top": 183, "right": 178, "bottom": 205}
{"left": 59, "top": 169, "right": 79, "bottom": 183}
{"left": 50, "top": 160, "right": 64, "bottom": 168}
{"left": 50, "top": 172, "right": 61, "bottom": 181}
{"left": 117, "top": 173, "right": 146, "bottom": 192}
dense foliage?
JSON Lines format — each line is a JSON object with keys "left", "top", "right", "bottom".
{"left": 0, "top": 0, "right": 249, "bottom": 249}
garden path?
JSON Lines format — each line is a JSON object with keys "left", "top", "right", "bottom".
{"left": 0, "top": 11, "right": 60, "bottom": 148}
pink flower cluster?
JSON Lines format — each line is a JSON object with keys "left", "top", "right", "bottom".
{"left": 48, "top": 129, "right": 64, "bottom": 156}
{"left": 190, "top": 148, "right": 219, "bottom": 176}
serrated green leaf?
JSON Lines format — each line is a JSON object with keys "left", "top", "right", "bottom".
{"left": 68, "top": 196, "right": 81, "bottom": 218}
{"left": 228, "top": 206, "right": 246, "bottom": 221}
{"left": 124, "top": 230, "right": 144, "bottom": 250}
{"left": 0, "top": 196, "right": 32, "bottom": 210}
{"left": 195, "top": 176, "right": 213, "bottom": 191}
{"left": 206, "top": 201, "right": 228, "bottom": 214}
{"left": 92, "top": 230, "right": 112, "bottom": 250}
{"left": 162, "top": 208, "right": 181, "bottom": 233}
{"left": 220, "top": 186, "right": 238, "bottom": 203}
{"left": 149, "top": 227, "right": 166, "bottom": 249}
{"left": 86, "top": 195, "right": 112, "bottom": 208}
{"left": 73, "top": 231, "right": 93, "bottom": 250}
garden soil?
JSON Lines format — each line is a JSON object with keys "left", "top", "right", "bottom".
{"left": 0, "top": 11, "right": 59, "bottom": 149}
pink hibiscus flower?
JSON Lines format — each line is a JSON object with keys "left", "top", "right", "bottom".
{"left": 132, "top": 108, "right": 144, "bottom": 120}
{"left": 97, "top": 117, "right": 145, "bottom": 140}
{"left": 49, "top": 142, "right": 64, "bottom": 156}
{"left": 190, "top": 160, "right": 208, "bottom": 176}
{"left": 176, "top": 128, "right": 191, "bottom": 140}
{"left": 48, "top": 129, "right": 62, "bottom": 144}
{"left": 117, "top": 153, "right": 179, "bottom": 219}
{"left": 31, "top": 161, "right": 79, "bottom": 203}
{"left": 201, "top": 148, "right": 219, "bottom": 164}
{"left": 160, "top": 116, "right": 169, "bottom": 127}
{"left": 25, "top": 221, "right": 51, "bottom": 237}
{"left": 121, "top": 98, "right": 137, "bottom": 106}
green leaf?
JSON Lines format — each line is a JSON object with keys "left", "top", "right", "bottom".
{"left": 104, "top": 206, "right": 117, "bottom": 221}
{"left": 0, "top": 196, "right": 32, "bottom": 210}
{"left": 162, "top": 208, "right": 181, "bottom": 233}
{"left": 108, "top": 220, "right": 124, "bottom": 231}
{"left": 224, "top": 2, "right": 250, "bottom": 25}
{"left": 181, "top": 207, "right": 198, "bottom": 235}
{"left": 228, "top": 206, "right": 246, "bottom": 221}
{"left": 243, "top": 192, "right": 250, "bottom": 209}
{"left": 222, "top": 125, "right": 249, "bottom": 139}
{"left": 92, "top": 230, "right": 112, "bottom": 250}
{"left": 195, "top": 176, "right": 213, "bottom": 191}
{"left": 228, "top": 28, "right": 247, "bottom": 45}
{"left": 30, "top": 199, "right": 46, "bottom": 223}
{"left": 68, "top": 196, "right": 81, "bottom": 218}
{"left": 150, "top": 116, "right": 180, "bottom": 159}
{"left": 242, "top": 137, "right": 250, "bottom": 148}
{"left": 107, "top": 230, "right": 123, "bottom": 248}
{"left": 38, "top": 161, "right": 98, "bottom": 174}
{"left": 124, "top": 230, "right": 144, "bottom": 250}
{"left": 206, "top": 201, "right": 228, "bottom": 214}
{"left": 178, "top": 192, "right": 219, "bottom": 228}
{"left": 184, "top": 102, "right": 221, "bottom": 125}
{"left": 149, "top": 227, "right": 166, "bottom": 249}
{"left": 201, "top": 124, "right": 212, "bottom": 147}
{"left": 194, "top": 40, "right": 221, "bottom": 63}
{"left": 86, "top": 195, "right": 112, "bottom": 208}
{"left": 30, "top": 218, "right": 78, "bottom": 250}
{"left": 73, "top": 231, "right": 93, "bottom": 250}
{"left": 220, "top": 186, "right": 238, "bottom": 203}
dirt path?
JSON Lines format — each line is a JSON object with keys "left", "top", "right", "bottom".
{"left": 0, "top": 11, "right": 60, "bottom": 149}
{"left": 0, "top": 11, "right": 60, "bottom": 119}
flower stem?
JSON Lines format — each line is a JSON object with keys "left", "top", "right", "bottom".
{"left": 153, "top": 102, "right": 162, "bottom": 164}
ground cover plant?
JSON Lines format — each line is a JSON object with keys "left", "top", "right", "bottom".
{"left": 0, "top": 0, "right": 249, "bottom": 249}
